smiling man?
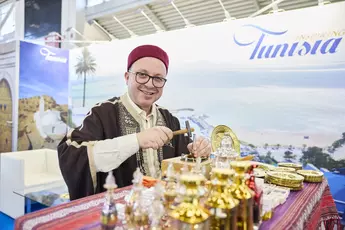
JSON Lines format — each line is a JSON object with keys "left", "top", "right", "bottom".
{"left": 58, "top": 45, "right": 212, "bottom": 200}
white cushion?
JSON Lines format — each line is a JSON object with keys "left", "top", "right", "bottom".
{"left": 25, "top": 173, "right": 63, "bottom": 188}
{"left": 0, "top": 149, "right": 66, "bottom": 218}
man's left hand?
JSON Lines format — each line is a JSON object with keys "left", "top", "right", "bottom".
{"left": 187, "top": 136, "right": 212, "bottom": 158}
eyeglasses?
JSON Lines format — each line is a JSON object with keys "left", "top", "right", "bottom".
{"left": 128, "top": 71, "right": 167, "bottom": 88}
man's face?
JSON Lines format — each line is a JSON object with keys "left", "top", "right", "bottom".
{"left": 124, "top": 57, "right": 167, "bottom": 110}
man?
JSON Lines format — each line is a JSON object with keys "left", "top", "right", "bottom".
{"left": 58, "top": 45, "right": 211, "bottom": 200}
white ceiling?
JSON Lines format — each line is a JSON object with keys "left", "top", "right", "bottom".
{"left": 93, "top": 0, "right": 345, "bottom": 40}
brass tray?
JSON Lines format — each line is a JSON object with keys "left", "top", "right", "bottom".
{"left": 266, "top": 171, "right": 304, "bottom": 182}
{"left": 266, "top": 176, "right": 302, "bottom": 189}
{"left": 265, "top": 171, "right": 304, "bottom": 190}
{"left": 278, "top": 162, "right": 303, "bottom": 170}
{"left": 296, "top": 170, "right": 324, "bottom": 183}
{"left": 211, "top": 125, "right": 240, "bottom": 153}
{"left": 252, "top": 162, "right": 276, "bottom": 172}
{"left": 271, "top": 167, "right": 296, "bottom": 173}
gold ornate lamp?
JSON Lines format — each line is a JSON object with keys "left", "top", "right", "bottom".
{"left": 229, "top": 161, "right": 254, "bottom": 230}
{"left": 169, "top": 173, "right": 210, "bottom": 229}
{"left": 206, "top": 168, "right": 239, "bottom": 230}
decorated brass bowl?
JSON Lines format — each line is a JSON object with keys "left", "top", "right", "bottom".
{"left": 277, "top": 162, "right": 303, "bottom": 171}
{"left": 296, "top": 170, "right": 324, "bottom": 183}
{"left": 266, "top": 171, "right": 304, "bottom": 190}
{"left": 179, "top": 173, "right": 206, "bottom": 185}
{"left": 271, "top": 167, "right": 296, "bottom": 173}
{"left": 211, "top": 167, "right": 235, "bottom": 178}
{"left": 230, "top": 161, "right": 251, "bottom": 174}
{"left": 252, "top": 162, "right": 276, "bottom": 172}
{"left": 211, "top": 125, "right": 240, "bottom": 153}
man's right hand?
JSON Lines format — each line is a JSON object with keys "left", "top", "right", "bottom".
{"left": 136, "top": 126, "right": 173, "bottom": 150}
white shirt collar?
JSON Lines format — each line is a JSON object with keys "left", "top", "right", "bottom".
{"left": 124, "top": 92, "right": 157, "bottom": 120}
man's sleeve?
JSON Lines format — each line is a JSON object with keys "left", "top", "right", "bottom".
{"left": 57, "top": 107, "right": 139, "bottom": 200}
{"left": 57, "top": 108, "right": 104, "bottom": 200}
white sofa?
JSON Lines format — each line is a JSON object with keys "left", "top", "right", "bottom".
{"left": 0, "top": 149, "right": 65, "bottom": 218}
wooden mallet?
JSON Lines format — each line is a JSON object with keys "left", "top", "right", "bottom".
{"left": 172, "top": 127, "right": 195, "bottom": 136}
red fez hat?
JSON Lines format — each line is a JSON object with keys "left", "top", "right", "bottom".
{"left": 127, "top": 45, "right": 169, "bottom": 72}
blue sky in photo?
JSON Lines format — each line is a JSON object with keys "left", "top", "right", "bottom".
{"left": 19, "top": 41, "right": 69, "bottom": 104}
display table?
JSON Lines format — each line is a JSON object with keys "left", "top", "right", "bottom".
{"left": 14, "top": 179, "right": 340, "bottom": 230}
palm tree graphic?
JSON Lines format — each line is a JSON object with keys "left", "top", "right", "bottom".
{"left": 75, "top": 47, "right": 97, "bottom": 107}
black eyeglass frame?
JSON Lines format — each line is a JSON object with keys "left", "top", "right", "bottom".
{"left": 128, "top": 71, "right": 167, "bottom": 88}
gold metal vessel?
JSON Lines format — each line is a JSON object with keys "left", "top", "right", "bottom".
{"left": 206, "top": 168, "right": 239, "bottom": 230}
{"left": 229, "top": 161, "right": 254, "bottom": 230}
{"left": 169, "top": 174, "right": 210, "bottom": 228}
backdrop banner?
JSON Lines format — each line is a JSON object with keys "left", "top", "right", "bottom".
{"left": 18, "top": 41, "right": 69, "bottom": 151}
{"left": 69, "top": 3, "right": 345, "bottom": 170}
{"left": 0, "top": 41, "right": 16, "bottom": 153}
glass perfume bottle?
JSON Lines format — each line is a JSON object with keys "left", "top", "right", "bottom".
{"left": 229, "top": 161, "right": 254, "bottom": 230}
{"left": 214, "top": 133, "right": 239, "bottom": 169}
{"left": 245, "top": 164, "right": 263, "bottom": 228}
{"left": 164, "top": 163, "right": 177, "bottom": 210}
{"left": 162, "top": 163, "right": 178, "bottom": 228}
{"left": 100, "top": 172, "right": 118, "bottom": 230}
{"left": 132, "top": 192, "right": 149, "bottom": 228}
{"left": 149, "top": 183, "right": 166, "bottom": 230}
{"left": 169, "top": 173, "right": 210, "bottom": 229}
{"left": 206, "top": 168, "right": 239, "bottom": 230}
{"left": 124, "top": 168, "right": 146, "bottom": 228}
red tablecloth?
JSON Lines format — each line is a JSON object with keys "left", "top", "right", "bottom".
{"left": 15, "top": 179, "right": 341, "bottom": 230}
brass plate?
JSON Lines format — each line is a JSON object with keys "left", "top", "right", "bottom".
{"left": 265, "top": 171, "right": 304, "bottom": 190}
{"left": 251, "top": 161, "right": 276, "bottom": 171}
{"left": 297, "top": 170, "right": 324, "bottom": 183}
{"left": 278, "top": 162, "right": 303, "bottom": 170}
{"left": 272, "top": 167, "right": 296, "bottom": 173}
{"left": 211, "top": 125, "right": 240, "bottom": 153}
{"left": 266, "top": 171, "right": 304, "bottom": 182}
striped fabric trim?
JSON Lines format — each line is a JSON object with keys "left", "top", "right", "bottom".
{"left": 296, "top": 180, "right": 327, "bottom": 229}
{"left": 87, "top": 144, "right": 97, "bottom": 191}
{"left": 15, "top": 187, "right": 130, "bottom": 230}
{"left": 65, "top": 135, "right": 97, "bottom": 191}
{"left": 273, "top": 180, "right": 327, "bottom": 230}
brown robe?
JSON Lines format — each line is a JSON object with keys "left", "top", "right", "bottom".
{"left": 57, "top": 96, "right": 189, "bottom": 200}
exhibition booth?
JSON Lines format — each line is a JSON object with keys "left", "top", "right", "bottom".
{"left": 0, "top": 1, "right": 344, "bottom": 229}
